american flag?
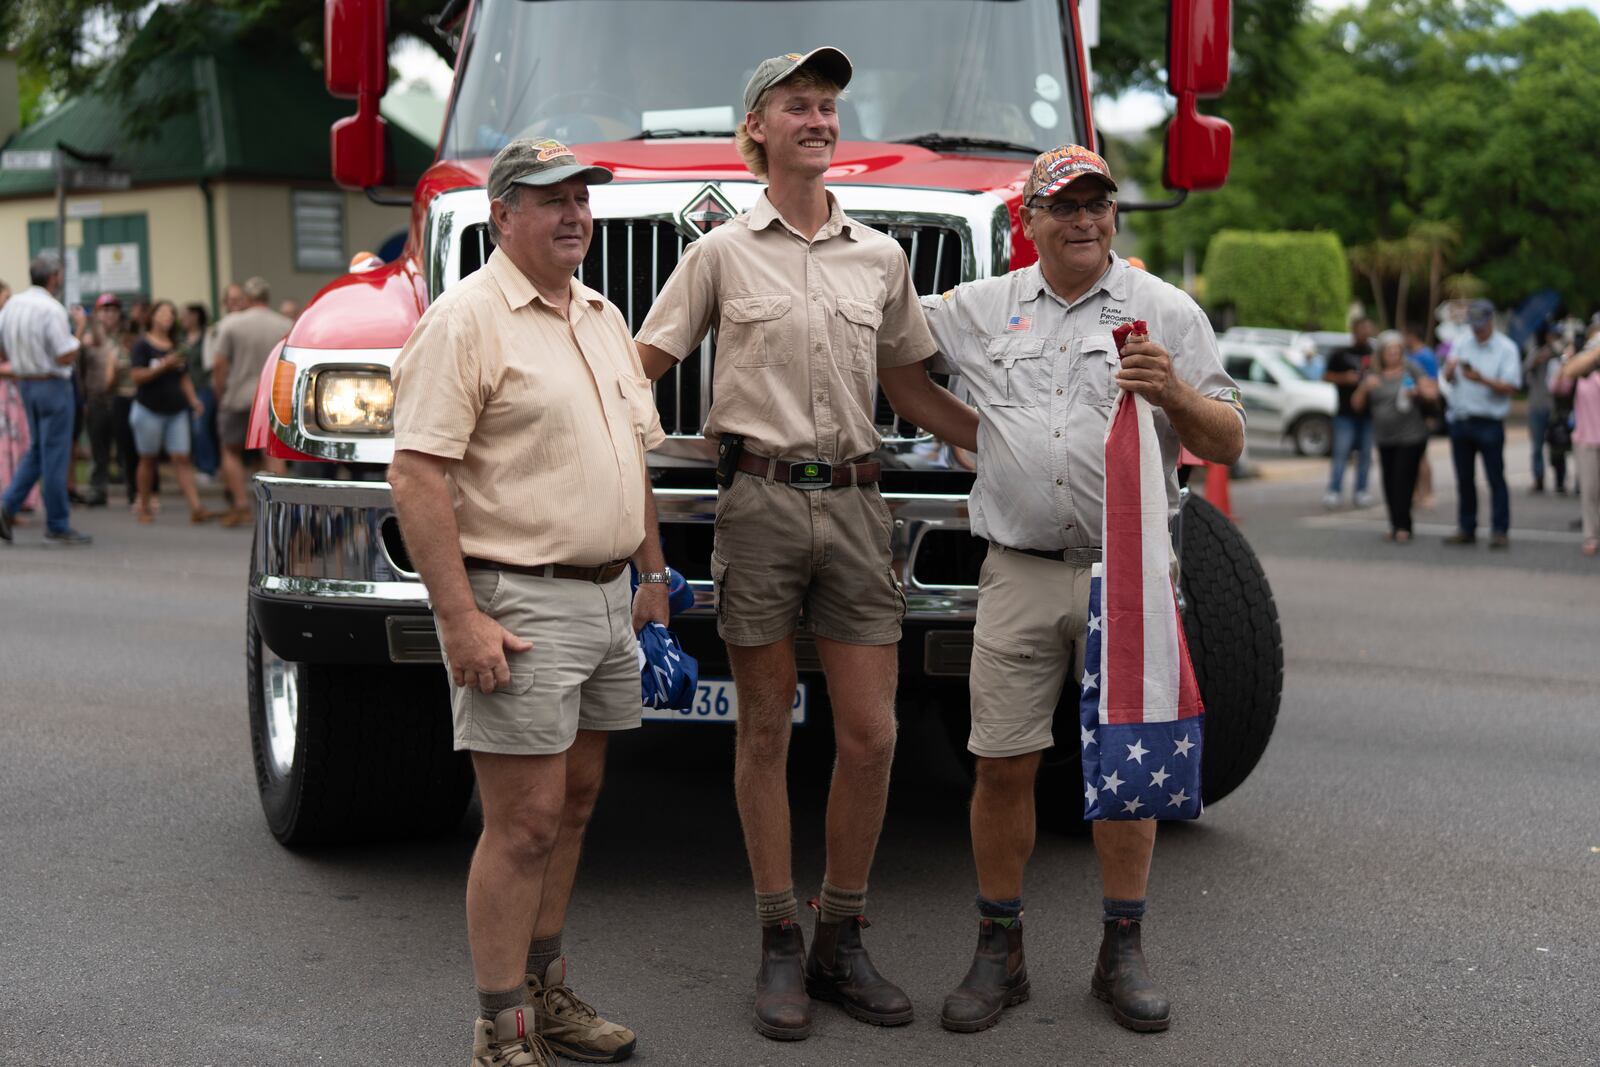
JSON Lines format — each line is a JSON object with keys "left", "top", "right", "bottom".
{"left": 1005, "top": 315, "right": 1032, "bottom": 332}
{"left": 1079, "top": 322, "right": 1204, "bottom": 821}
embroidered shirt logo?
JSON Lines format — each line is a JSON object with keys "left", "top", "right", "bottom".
{"left": 1098, "top": 307, "right": 1133, "bottom": 327}
{"left": 1006, "top": 315, "right": 1032, "bottom": 332}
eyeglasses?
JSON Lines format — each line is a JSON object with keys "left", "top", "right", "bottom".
{"left": 1027, "top": 197, "right": 1115, "bottom": 221}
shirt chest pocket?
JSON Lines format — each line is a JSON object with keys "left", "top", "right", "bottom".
{"left": 834, "top": 297, "right": 883, "bottom": 373}
{"left": 1077, "top": 334, "right": 1122, "bottom": 408}
{"left": 983, "top": 337, "right": 1051, "bottom": 407}
{"left": 721, "top": 294, "right": 794, "bottom": 368}
{"left": 617, "top": 374, "right": 655, "bottom": 438}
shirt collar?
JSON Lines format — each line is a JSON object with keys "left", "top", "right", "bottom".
{"left": 1020, "top": 253, "right": 1126, "bottom": 308}
{"left": 748, "top": 189, "right": 859, "bottom": 242}
{"left": 486, "top": 245, "right": 605, "bottom": 321}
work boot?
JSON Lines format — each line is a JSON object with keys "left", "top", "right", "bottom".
{"left": 804, "top": 907, "right": 914, "bottom": 1027}
{"left": 471, "top": 1003, "right": 552, "bottom": 1067}
{"left": 940, "top": 918, "right": 1030, "bottom": 1033}
{"left": 1090, "top": 918, "right": 1171, "bottom": 1032}
{"left": 754, "top": 919, "right": 813, "bottom": 1040}
{"left": 527, "top": 957, "right": 636, "bottom": 1063}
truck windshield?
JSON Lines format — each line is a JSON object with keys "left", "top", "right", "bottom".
{"left": 441, "top": 0, "right": 1080, "bottom": 159}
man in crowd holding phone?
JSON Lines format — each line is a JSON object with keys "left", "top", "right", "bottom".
{"left": 1442, "top": 299, "right": 1520, "bottom": 548}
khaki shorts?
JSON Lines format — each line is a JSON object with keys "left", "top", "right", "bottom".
{"left": 711, "top": 474, "right": 906, "bottom": 647}
{"left": 967, "top": 544, "right": 1095, "bottom": 758}
{"left": 441, "top": 568, "right": 642, "bottom": 755}
{"left": 218, "top": 407, "right": 251, "bottom": 449}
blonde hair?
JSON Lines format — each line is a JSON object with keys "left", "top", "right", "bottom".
{"left": 735, "top": 69, "right": 844, "bottom": 180}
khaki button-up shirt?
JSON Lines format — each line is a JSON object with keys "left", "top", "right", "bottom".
{"left": 922, "top": 255, "right": 1243, "bottom": 551}
{"left": 636, "top": 191, "right": 935, "bottom": 463}
{"left": 392, "top": 247, "right": 666, "bottom": 567}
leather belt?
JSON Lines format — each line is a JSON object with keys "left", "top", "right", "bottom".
{"left": 735, "top": 452, "right": 881, "bottom": 490}
{"left": 989, "top": 540, "right": 1102, "bottom": 566}
{"left": 464, "top": 556, "right": 629, "bottom": 583}
{"left": 14, "top": 374, "right": 61, "bottom": 381}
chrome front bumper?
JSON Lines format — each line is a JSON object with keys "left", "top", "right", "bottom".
{"left": 250, "top": 475, "right": 980, "bottom": 665}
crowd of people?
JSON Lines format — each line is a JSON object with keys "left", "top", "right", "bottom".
{"left": 1320, "top": 300, "right": 1600, "bottom": 556}
{"left": 0, "top": 256, "right": 297, "bottom": 546}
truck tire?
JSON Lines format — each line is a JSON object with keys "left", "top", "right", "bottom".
{"left": 1290, "top": 413, "right": 1333, "bottom": 456}
{"left": 247, "top": 611, "right": 473, "bottom": 846}
{"left": 941, "top": 495, "right": 1283, "bottom": 832}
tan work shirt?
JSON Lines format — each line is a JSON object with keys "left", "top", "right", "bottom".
{"left": 214, "top": 305, "right": 294, "bottom": 412}
{"left": 392, "top": 247, "right": 666, "bottom": 567}
{"left": 922, "top": 255, "right": 1243, "bottom": 551}
{"left": 635, "top": 191, "right": 935, "bottom": 462}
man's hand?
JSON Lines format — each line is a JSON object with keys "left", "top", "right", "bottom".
{"left": 1460, "top": 362, "right": 1483, "bottom": 384}
{"left": 438, "top": 609, "right": 533, "bottom": 693}
{"left": 632, "top": 581, "right": 670, "bottom": 633}
{"left": 1116, "top": 339, "right": 1184, "bottom": 408}
{"left": 190, "top": 399, "right": 205, "bottom": 418}
{"left": 69, "top": 305, "right": 87, "bottom": 333}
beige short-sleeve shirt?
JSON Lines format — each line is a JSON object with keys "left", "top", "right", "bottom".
{"left": 635, "top": 190, "right": 936, "bottom": 463}
{"left": 392, "top": 246, "right": 666, "bottom": 567}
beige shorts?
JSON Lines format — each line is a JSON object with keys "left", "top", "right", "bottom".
{"left": 710, "top": 474, "right": 906, "bottom": 647}
{"left": 967, "top": 544, "right": 1095, "bottom": 758}
{"left": 441, "top": 567, "right": 642, "bottom": 755}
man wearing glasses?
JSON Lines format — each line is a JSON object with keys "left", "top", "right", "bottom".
{"left": 919, "top": 145, "right": 1243, "bottom": 1035}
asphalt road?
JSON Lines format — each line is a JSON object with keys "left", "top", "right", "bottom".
{"left": 3, "top": 437, "right": 1597, "bottom": 1067}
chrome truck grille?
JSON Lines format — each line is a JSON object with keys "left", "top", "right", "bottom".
{"left": 459, "top": 218, "right": 967, "bottom": 441}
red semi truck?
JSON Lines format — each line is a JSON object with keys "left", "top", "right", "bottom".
{"left": 245, "top": 0, "right": 1280, "bottom": 844}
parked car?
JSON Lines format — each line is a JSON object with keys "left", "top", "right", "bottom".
{"left": 1222, "top": 326, "right": 1351, "bottom": 381}
{"left": 1221, "top": 341, "right": 1337, "bottom": 456}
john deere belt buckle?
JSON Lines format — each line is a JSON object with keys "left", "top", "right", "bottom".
{"left": 788, "top": 460, "right": 834, "bottom": 490}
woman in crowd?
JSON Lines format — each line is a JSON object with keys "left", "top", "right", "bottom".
{"left": 0, "top": 280, "right": 43, "bottom": 514}
{"left": 1353, "top": 330, "right": 1439, "bottom": 542}
{"left": 180, "top": 303, "right": 218, "bottom": 479}
{"left": 1555, "top": 322, "right": 1600, "bottom": 556}
{"left": 76, "top": 294, "right": 126, "bottom": 507}
{"left": 127, "top": 300, "right": 212, "bottom": 524}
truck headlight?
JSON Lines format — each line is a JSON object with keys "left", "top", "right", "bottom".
{"left": 312, "top": 371, "right": 394, "bottom": 435}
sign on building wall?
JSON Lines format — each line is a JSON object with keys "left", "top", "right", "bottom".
{"left": 28, "top": 213, "right": 151, "bottom": 304}
{"left": 97, "top": 243, "right": 142, "bottom": 293}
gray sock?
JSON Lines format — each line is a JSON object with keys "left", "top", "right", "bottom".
{"left": 527, "top": 931, "right": 562, "bottom": 983}
{"left": 477, "top": 983, "right": 526, "bottom": 1021}
{"left": 819, "top": 880, "right": 867, "bottom": 925}
{"left": 756, "top": 886, "right": 799, "bottom": 926}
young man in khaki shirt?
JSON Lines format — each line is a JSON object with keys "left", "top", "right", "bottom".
{"left": 391, "top": 139, "right": 669, "bottom": 1067}
{"left": 636, "top": 48, "right": 976, "bottom": 1040}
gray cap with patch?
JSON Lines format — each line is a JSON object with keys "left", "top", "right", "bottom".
{"left": 487, "top": 138, "right": 614, "bottom": 203}
{"left": 742, "top": 47, "right": 853, "bottom": 115}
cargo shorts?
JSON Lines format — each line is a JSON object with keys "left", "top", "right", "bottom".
{"left": 440, "top": 567, "right": 642, "bottom": 755}
{"left": 967, "top": 544, "right": 1095, "bottom": 758}
{"left": 710, "top": 473, "right": 907, "bottom": 647}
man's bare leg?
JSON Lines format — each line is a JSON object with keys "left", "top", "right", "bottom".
{"left": 530, "top": 729, "right": 610, "bottom": 943}
{"left": 1094, "top": 820, "right": 1155, "bottom": 899}
{"left": 220, "top": 444, "right": 248, "bottom": 512}
{"left": 969, "top": 752, "right": 1042, "bottom": 901}
{"left": 467, "top": 750, "right": 568, "bottom": 993}
{"left": 813, "top": 637, "right": 897, "bottom": 892}
{"left": 1091, "top": 813, "right": 1168, "bottom": 1031}
{"left": 728, "top": 635, "right": 800, "bottom": 893}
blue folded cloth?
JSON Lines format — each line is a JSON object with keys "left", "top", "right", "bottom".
{"left": 629, "top": 564, "right": 697, "bottom": 618}
{"left": 637, "top": 621, "right": 699, "bottom": 710}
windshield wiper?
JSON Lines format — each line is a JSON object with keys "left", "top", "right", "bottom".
{"left": 892, "top": 133, "right": 1043, "bottom": 156}
{"left": 628, "top": 129, "right": 735, "bottom": 140}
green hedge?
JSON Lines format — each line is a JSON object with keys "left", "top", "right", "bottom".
{"left": 1204, "top": 230, "right": 1351, "bottom": 331}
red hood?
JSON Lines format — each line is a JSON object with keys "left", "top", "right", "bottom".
{"left": 418, "top": 140, "right": 1030, "bottom": 200}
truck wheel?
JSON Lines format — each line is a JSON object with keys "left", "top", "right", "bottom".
{"left": 941, "top": 495, "right": 1283, "bottom": 832}
{"left": 247, "top": 611, "right": 473, "bottom": 846}
{"left": 1290, "top": 413, "right": 1333, "bottom": 456}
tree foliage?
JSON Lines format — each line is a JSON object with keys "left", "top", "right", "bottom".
{"left": 1132, "top": 0, "right": 1600, "bottom": 320}
{"left": 1205, "top": 230, "right": 1351, "bottom": 330}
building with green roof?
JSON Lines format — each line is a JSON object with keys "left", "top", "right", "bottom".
{"left": 0, "top": 19, "right": 435, "bottom": 312}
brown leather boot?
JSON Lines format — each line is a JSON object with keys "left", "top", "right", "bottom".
{"left": 804, "top": 910, "right": 914, "bottom": 1027}
{"left": 940, "top": 918, "right": 1030, "bottom": 1033}
{"left": 753, "top": 920, "right": 812, "bottom": 1041}
{"left": 1090, "top": 918, "right": 1171, "bottom": 1032}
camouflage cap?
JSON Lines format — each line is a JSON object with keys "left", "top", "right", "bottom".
{"left": 742, "top": 47, "right": 853, "bottom": 114}
{"left": 487, "top": 138, "right": 613, "bottom": 203}
{"left": 1023, "top": 144, "right": 1119, "bottom": 201}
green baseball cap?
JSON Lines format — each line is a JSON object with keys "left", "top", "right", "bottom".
{"left": 742, "top": 47, "right": 853, "bottom": 115}
{"left": 487, "top": 138, "right": 613, "bottom": 203}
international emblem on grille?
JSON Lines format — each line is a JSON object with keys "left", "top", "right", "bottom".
{"left": 676, "top": 183, "right": 737, "bottom": 240}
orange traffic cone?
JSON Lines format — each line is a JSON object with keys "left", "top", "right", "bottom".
{"left": 1207, "top": 460, "right": 1234, "bottom": 521}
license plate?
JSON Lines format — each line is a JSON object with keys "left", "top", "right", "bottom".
{"left": 643, "top": 679, "right": 807, "bottom": 724}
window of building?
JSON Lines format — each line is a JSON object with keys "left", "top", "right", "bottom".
{"left": 292, "top": 190, "right": 345, "bottom": 271}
